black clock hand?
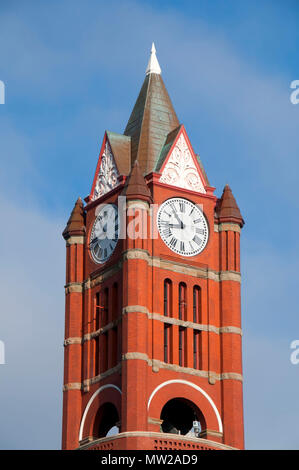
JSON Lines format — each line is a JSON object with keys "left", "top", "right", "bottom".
{"left": 172, "top": 210, "right": 184, "bottom": 229}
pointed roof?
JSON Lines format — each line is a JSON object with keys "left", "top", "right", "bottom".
{"left": 217, "top": 185, "right": 244, "bottom": 227}
{"left": 107, "top": 131, "right": 131, "bottom": 176}
{"left": 121, "top": 160, "right": 151, "bottom": 201}
{"left": 154, "top": 125, "right": 181, "bottom": 172}
{"left": 124, "top": 44, "right": 180, "bottom": 175}
{"left": 63, "top": 198, "right": 86, "bottom": 239}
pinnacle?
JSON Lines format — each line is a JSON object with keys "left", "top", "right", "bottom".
{"left": 122, "top": 160, "right": 151, "bottom": 200}
{"left": 62, "top": 197, "right": 86, "bottom": 239}
{"left": 217, "top": 185, "right": 244, "bottom": 227}
{"left": 146, "top": 42, "right": 162, "bottom": 75}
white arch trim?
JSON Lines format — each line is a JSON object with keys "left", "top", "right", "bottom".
{"left": 147, "top": 379, "right": 223, "bottom": 434}
{"left": 79, "top": 384, "right": 122, "bottom": 441}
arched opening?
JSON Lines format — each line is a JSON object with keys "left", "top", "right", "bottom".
{"left": 164, "top": 279, "right": 172, "bottom": 317}
{"left": 160, "top": 398, "right": 203, "bottom": 437}
{"left": 93, "top": 402, "right": 120, "bottom": 439}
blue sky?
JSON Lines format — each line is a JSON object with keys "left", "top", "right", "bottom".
{"left": 0, "top": 0, "right": 298, "bottom": 449}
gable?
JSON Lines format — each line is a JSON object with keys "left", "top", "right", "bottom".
{"left": 159, "top": 127, "right": 206, "bottom": 194}
{"left": 91, "top": 134, "right": 120, "bottom": 201}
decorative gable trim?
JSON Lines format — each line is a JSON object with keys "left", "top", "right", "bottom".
{"left": 159, "top": 125, "right": 207, "bottom": 194}
{"left": 90, "top": 132, "right": 120, "bottom": 201}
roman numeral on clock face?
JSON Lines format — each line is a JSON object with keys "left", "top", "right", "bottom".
{"left": 169, "top": 237, "right": 177, "bottom": 247}
{"left": 95, "top": 245, "right": 102, "bottom": 257}
{"left": 163, "top": 228, "right": 172, "bottom": 238}
{"left": 193, "top": 235, "right": 202, "bottom": 246}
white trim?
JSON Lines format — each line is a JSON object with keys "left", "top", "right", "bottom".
{"left": 146, "top": 42, "right": 161, "bottom": 75}
{"left": 147, "top": 379, "right": 223, "bottom": 434}
{"left": 79, "top": 384, "right": 122, "bottom": 441}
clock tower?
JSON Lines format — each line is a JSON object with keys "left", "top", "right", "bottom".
{"left": 62, "top": 44, "right": 245, "bottom": 451}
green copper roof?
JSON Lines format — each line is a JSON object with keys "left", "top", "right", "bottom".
{"left": 124, "top": 73, "right": 180, "bottom": 175}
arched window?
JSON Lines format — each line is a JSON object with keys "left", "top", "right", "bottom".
{"left": 93, "top": 403, "right": 120, "bottom": 439}
{"left": 164, "top": 279, "right": 172, "bottom": 317}
{"left": 193, "top": 286, "right": 201, "bottom": 324}
{"left": 178, "top": 283, "right": 187, "bottom": 320}
{"left": 160, "top": 398, "right": 205, "bottom": 437}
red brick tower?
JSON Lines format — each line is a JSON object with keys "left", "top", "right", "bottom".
{"left": 62, "top": 44, "right": 245, "bottom": 451}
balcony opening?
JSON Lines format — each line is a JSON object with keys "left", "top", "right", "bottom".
{"left": 93, "top": 402, "right": 120, "bottom": 439}
{"left": 160, "top": 398, "right": 203, "bottom": 437}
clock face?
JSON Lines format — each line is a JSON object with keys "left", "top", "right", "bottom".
{"left": 157, "top": 197, "right": 209, "bottom": 257}
{"left": 89, "top": 204, "right": 119, "bottom": 264}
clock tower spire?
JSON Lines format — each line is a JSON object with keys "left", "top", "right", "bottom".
{"left": 62, "top": 44, "right": 245, "bottom": 451}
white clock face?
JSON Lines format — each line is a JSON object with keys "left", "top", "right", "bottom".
{"left": 157, "top": 198, "right": 209, "bottom": 257}
{"left": 89, "top": 204, "right": 119, "bottom": 264}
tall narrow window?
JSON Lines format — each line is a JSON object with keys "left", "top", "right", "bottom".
{"left": 179, "top": 326, "right": 186, "bottom": 367}
{"left": 112, "top": 283, "right": 118, "bottom": 322}
{"left": 164, "top": 324, "right": 172, "bottom": 363}
{"left": 164, "top": 279, "right": 172, "bottom": 316}
{"left": 117, "top": 321, "right": 122, "bottom": 364}
{"left": 103, "top": 288, "right": 109, "bottom": 325}
{"left": 100, "top": 331, "right": 108, "bottom": 373}
{"left": 95, "top": 292, "right": 101, "bottom": 376}
{"left": 111, "top": 327, "right": 118, "bottom": 368}
{"left": 193, "top": 286, "right": 201, "bottom": 324}
{"left": 179, "top": 283, "right": 187, "bottom": 320}
{"left": 193, "top": 330, "right": 202, "bottom": 370}
{"left": 95, "top": 292, "right": 101, "bottom": 330}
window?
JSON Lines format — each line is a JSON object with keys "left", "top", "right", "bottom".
{"left": 179, "top": 326, "right": 186, "bottom": 367}
{"left": 93, "top": 403, "right": 120, "bottom": 438}
{"left": 179, "top": 283, "right": 187, "bottom": 320}
{"left": 111, "top": 327, "right": 118, "bottom": 368}
{"left": 103, "top": 288, "right": 109, "bottom": 325}
{"left": 193, "top": 330, "right": 202, "bottom": 370}
{"left": 100, "top": 331, "right": 108, "bottom": 373}
{"left": 193, "top": 286, "right": 201, "bottom": 324}
{"left": 160, "top": 398, "right": 202, "bottom": 436}
{"left": 112, "top": 283, "right": 118, "bottom": 322}
{"left": 94, "top": 292, "right": 101, "bottom": 376}
{"left": 164, "top": 279, "right": 172, "bottom": 317}
{"left": 164, "top": 324, "right": 172, "bottom": 363}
